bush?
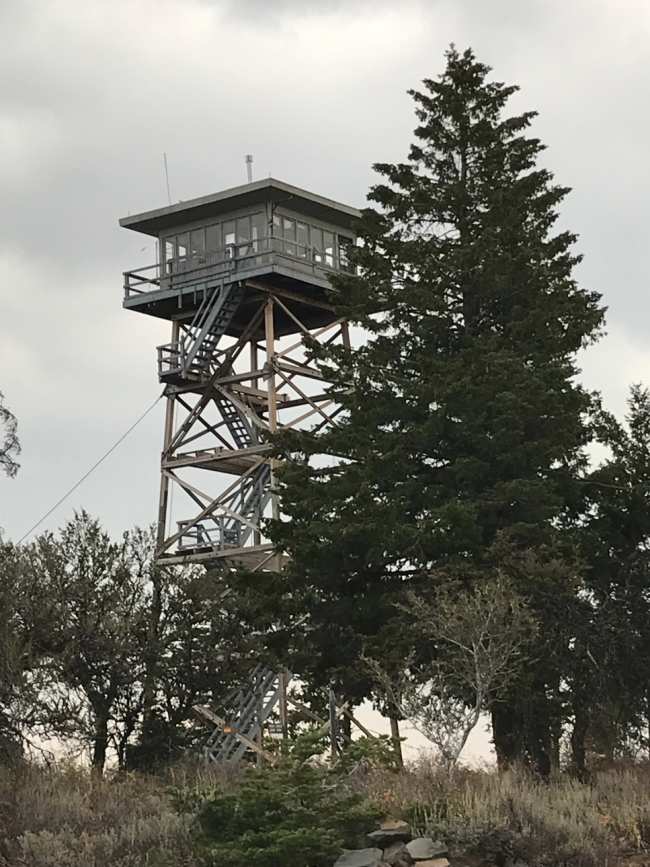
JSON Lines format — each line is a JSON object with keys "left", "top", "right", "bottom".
{"left": 5, "top": 744, "right": 650, "bottom": 867}
{"left": 188, "top": 733, "right": 383, "bottom": 867}
{"left": 0, "top": 760, "right": 215, "bottom": 867}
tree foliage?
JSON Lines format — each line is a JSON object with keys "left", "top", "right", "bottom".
{"left": 0, "top": 512, "right": 260, "bottom": 772}
{"left": 188, "top": 733, "right": 382, "bottom": 867}
{"left": 260, "top": 46, "right": 604, "bottom": 768}
{"left": 0, "top": 390, "right": 20, "bottom": 479}
{"left": 367, "top": 574, "right": 536, "bottom": 771}
{"left": 566, "top": 385, "right": 650, "bottom": 774}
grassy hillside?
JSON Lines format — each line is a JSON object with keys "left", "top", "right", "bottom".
{"left": 2, "top": 755, "right": 650, "bottom": 867}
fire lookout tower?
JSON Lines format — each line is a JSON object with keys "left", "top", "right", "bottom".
{"left": 121, "top": 178, "right": 360, "bottom": 569}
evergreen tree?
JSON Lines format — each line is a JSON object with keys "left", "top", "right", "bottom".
{"left": 569, "top": 385, "right": 650, "bottom": 774}
{"left": 264, "top": 47, "right": 605, "bottom": 767}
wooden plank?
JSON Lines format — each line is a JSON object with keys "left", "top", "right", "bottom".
{"left": 193, "top": 705, "right": 275, "bottom": 762}
{"left": 276, "top": 360, "right": 325, "bottom": 381}
{"left": 276, "top": 368, "right": 337, "bottom": 427}
{"left": 316, "top": 700, "right": 349, "bottom": 735}
{"left": 342, "top": 708, "right": 375, "bottom": 739}
{"left": 245, "top": 280, "right": 334, "bottom": 312}
{"left": 286, "top": 696, "right": 327, "bottom": 726}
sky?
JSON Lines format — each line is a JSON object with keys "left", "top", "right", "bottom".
{"left": 2, "top": 0, "right": 650, "bottom": 543}
{"left": 3, "top": 0, "right": 650, "bottom": 763}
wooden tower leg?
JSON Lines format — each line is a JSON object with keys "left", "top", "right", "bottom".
{"left": 156, "top": 321, "right": 179, "bottom": 553}
{"left": 153, "top": 285, "right": 348, "bottom": 571}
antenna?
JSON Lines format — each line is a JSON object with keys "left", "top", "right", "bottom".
{"left": 245, "top": 154, "right": 253, "bottom": 184}
{"left": 163, "top": 153, "right": 172, "bottom": 205}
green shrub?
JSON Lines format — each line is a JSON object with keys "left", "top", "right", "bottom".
{"left": 189, "top": 733, "right": 382, "bottom": 867}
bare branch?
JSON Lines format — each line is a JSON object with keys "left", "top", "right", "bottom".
{"left": 0, "top": 391, "right": 20, "bottom": 478}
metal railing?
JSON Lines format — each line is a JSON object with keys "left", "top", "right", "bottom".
{"left": 123, "top": 236, "right": 354, "bottom": 299}
{"left": 157, "top": 341, "right": 185, "bottom": 377}
{"left": 176, "top": 464, "right": 270, "bottom": 553}
{"left": 176, "top": 519, "right": 242, "bottom": 552}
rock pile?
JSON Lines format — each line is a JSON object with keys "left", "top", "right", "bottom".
{"left": 333, "top": 820, "right": 450, "bottom": 867}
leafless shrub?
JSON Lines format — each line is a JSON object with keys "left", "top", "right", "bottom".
{"left": 0, "top": 391, "right": 20, "bottom": 479}
{"left": 367, "top": 575, "right": 536, "bottom": 772}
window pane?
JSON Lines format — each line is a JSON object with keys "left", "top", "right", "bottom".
{"left": 338, "top": 235, "right": 352, "bottom": 272}
{"left": 205, "top": 224, "right": 221, "bottom": 251}
{"left": 311, "top": 226, "right": 323, "bottom": 264}
{"left": 282, "top": 217, "right": 296, "bottom": 241}
{"left": 323, "top": 231, "right": 334, "bottom": 268}
{"left": 222, "top": 221, "right": 235, "bottom": 258}
{"left": 223, "top": 221, "right": 235, "bottom": 245}
{"left": 271, "top": 213, "right": 282, "bottom": 253}
{"left": 251, "top": 212, "right": 266, "bottom": 249}
{"left": 236, "top": 216, "right": 251, "bottom": 244}
{"left": 177, "top": 233, "right": 188, "bottom": 257}
{"left": 164, "top": 239, "right": 175, "bottom": 273}
{"left": 190, "top": 228, "right": 205, "bottom": 258}
{"left": 296, "top": 221, "right": 308, "bottom": 258}
{"left": 236, "top": 217, "right": 251, "bottom": 258}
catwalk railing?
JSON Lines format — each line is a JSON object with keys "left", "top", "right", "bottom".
{"left": 123, "top": 236, "right": 354, "bottom": 300}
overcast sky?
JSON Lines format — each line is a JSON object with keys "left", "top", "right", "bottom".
{"left": 1, "top": 0, "right": 650, "bottom": 545}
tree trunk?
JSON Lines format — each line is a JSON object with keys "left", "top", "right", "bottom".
{"left": 389, "top": 714, "right": 404, "bottom": 769}
{"left": 142, "top": 569, "right": 163, "bottom": 727}
{"left": 491, "top": 701, "right": 525, "bottom": 769}
{"left": 91, "top": 710, "right": 110, "bottom": 775}
{"left": 492, "top": 694, "right": 555, "bottom": 776}
{"left": 116, "top": 708, "right": 138, "bottom": 771}
{"left": 528, "top": 718, "right": 552, "bottom": 777}
{"left": 571, "top": 696, "right": 590, "bottom": 780}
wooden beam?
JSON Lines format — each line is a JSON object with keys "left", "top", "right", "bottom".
{"left": 276, "top": 318, "right": 346, "bottom": 360}
{"left": 276, "top": 368, "right": 337, "bottom": 427}
{"left": 276, "top": 360, "right": 325, "bottom": 381}
{"left": 193, "top": 705, "right": 275, "bottom": 763}
{"left": 245, "top": 280, "right": 334, "bottom": 312}
{"left": 342, "top": 708, "right": 375, "bottom": 739}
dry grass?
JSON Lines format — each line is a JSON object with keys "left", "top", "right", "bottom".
{"left": 0, "top": 760, "right": 238, "bottom": 867}
{"left": 352, "top": 759, "right": 650, "bottom": 867}
{"left": 2, "top": 756, "right": 650, "bottom": 866}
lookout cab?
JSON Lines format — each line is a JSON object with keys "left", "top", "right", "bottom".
{"left": 121, "top": 178, "right": 360, "bottom": 567}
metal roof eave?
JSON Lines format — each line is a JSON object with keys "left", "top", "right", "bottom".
{"left": 119, "top": 178, "right": 362, "bottom": 237}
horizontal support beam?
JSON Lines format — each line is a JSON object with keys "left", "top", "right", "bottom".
{"left": 244, "top": 280, "right": 334, "bottom": 312}
{"left": 163, "top": 455, "right": 269, "bottom": 475}
{"left": 158, "top": 543, "right": 286, "bottom": 569}
{"left": 276, "top": 360, "right": 325, "bottom": 381}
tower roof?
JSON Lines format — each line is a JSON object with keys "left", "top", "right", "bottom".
{"left": 120, "top": 177, "right": 361, "bottom": 237}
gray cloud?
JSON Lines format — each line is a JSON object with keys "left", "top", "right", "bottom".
{"left": 1, "top": 0, "right": 650, "bottom": 543}
{"left": 217, "top": 0, "right": 395, "bottom": 23}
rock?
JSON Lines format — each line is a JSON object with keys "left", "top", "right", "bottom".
{"left": 416, "top": 860, "right": 450, "bottom": 867}
{"left": 381, "top": 820, "right": 412, "bottom": 836}
{"left": 406, "top": 839, "right": 449, "bottom": 861}
{"left": 368, "top": 828, "right": 413, "bottom": 848}
{"left": 383, "top": 841, "right": 414, "bottom": 866}
{"left": 334, "top": 848, "right": 385, "bottom": 867}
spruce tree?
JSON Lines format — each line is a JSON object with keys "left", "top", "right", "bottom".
{"left": 568, "top": 386, "right": 650, "bottom": 773}
{"left": 265, "top": 47, "right": 605, "bottom": 767}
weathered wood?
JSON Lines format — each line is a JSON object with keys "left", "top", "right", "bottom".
{"left": 276, "top": 367, "right": 338, "bottom": 427}
{"left": 193, "top": 705, "right": 275, "bottom": 763}
{"left": 245, "top": 280, "right": 334, "bottom": 312}
{"left": 342, "top": 708, "right": 375, "bottom": 740}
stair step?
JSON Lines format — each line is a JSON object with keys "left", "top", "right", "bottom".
{"left": 202, "top": 666, "right": 293, "bottom": 763}
{"left": 179, "top": 281, "right": 246, "bottom": 378}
